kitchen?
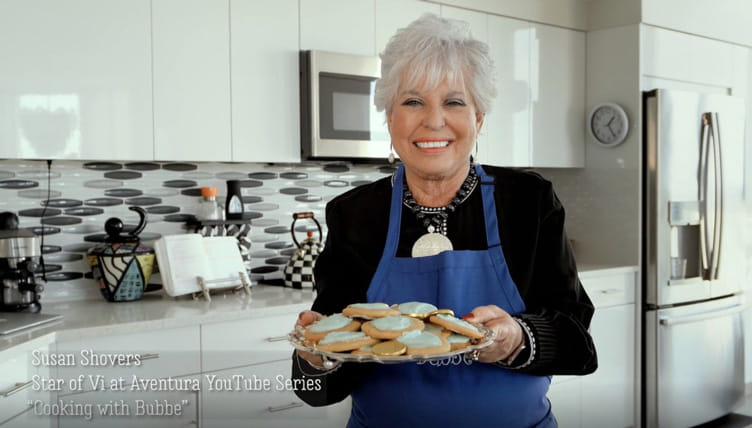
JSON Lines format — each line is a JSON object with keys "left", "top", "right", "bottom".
{"left": 0, "top": 0, "right": 751, "bottom": 427}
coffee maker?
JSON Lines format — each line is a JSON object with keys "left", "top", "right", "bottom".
{"left": 0, "top": 212, "right": 43, "bottom": 312}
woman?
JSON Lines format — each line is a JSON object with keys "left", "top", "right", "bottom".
{"left": 292, "top": 13, "right": 596, "bottom": 427}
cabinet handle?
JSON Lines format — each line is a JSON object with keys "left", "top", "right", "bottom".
{"left": 266, "top": 402, "right": 304, "bottom": 413}
{"left": 139, "top": 353, "right": 160, "bottom": 361}
{"left": 599, "top": 288, "right": 621, "bottom": 294}
{"left": 1, "top": 380, "right": 33, "bottom": 398}
{"left": 265, "top": 336, "right": 289, "bottom": 343}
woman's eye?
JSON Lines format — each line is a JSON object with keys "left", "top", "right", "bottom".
{"left": 402, "top": 98, "right": 422, "bottom": 106}
{"left": 446, "top": 99, "right": 466, "bottom": 106}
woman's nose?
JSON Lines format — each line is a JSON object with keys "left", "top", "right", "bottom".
{"left": 422, "top": 106, "right": 446, "bottom": 130}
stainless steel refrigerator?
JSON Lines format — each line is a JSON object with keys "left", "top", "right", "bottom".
{"left": 643, "top": 89, "right": 746, "bottom": 428}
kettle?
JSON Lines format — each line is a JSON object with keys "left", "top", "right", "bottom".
{"left": 283, "top": 212, "right": 323, "bottom": 290}
{"left": 87, "top": 206, "right": 157, "bottom": 302}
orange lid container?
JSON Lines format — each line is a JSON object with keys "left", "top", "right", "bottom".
{"left": 200, "top": 187, "right": 218, "bottom": 197}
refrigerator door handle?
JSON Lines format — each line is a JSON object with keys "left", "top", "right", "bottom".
{"left": 659, "top": 304, "right": 746, "bottom": 326}
{"left": 710, "top": 112, "right": 723, "bottom": 279}
{"left": 699, "top": 113, "right": 711, "bottom": 279}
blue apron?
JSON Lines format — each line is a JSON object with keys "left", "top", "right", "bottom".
{"left": 347, "top": 164, "right": 555, "bottom": 428}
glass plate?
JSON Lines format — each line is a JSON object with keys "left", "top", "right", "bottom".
{"left": 288, "top": 324, "right": 496, "bottom": 364}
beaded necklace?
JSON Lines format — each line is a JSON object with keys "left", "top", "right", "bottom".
{"left": 402, "top": 166, "right": 479, "bottom": 257}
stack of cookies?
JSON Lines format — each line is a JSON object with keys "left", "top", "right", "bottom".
{"left": 302, "top": 302, "right": 486, "bottom": 357}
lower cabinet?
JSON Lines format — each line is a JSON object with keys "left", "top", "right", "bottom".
{"left": 201, "top": 359, "right": 351, "bottom": 427}
{"left": 56, "top": 375, "right": 199, "bottom": 428}
{"left": 547, "top": 268, "right": 637, "bottom": 428}
{"left": 0, "top": 341, "right": 54, "bottom": 428}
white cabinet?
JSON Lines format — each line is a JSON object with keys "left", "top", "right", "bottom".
{"left": 548, "top": 268, "right": 637, "bottom": 428}
{"left": 0, "top": 0, "right": 153, "bottom": 160}
{"left": 231, "top": 0, "right": 301, "bottom": 163}
{"left": 0, "top": 342, "right": 54, "bottom": 428}
{"left": 484, "top": 15, "right": 532, "bottom": 167}
{"left": 374, "top": 0, "right": 440, "bottom": 55}
{"left": 152, "top": 0, "right": 232, "bottom": 161}
{"left": 300, "top": 0, "right": 375, "bottom": 56}
{"left": 202, "top": 361, "right": 350, "bottom": 427}
{"left": 530, "top": 24, "right": 585, "bottom": 167}
{"left": 56, "top": 375, "right": 200, "bottom": 428}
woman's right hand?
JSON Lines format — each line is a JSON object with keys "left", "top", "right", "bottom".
{"left": 295, "top": 310, "right": 328, "bottom": 369}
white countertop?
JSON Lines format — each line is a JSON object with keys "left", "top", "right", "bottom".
{"left": 1, "top": 264, "right": 637, "bottom": 357}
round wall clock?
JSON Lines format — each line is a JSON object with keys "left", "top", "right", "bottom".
{"left": 587, "top": 103, "right": 629, "bottom": 147}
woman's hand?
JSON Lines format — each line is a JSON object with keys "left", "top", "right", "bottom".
{"left": 294, "top": 310, "right": 329, "bottom": 369}
{"left": 463, "top": 305, "right": 525, "bottom": 363}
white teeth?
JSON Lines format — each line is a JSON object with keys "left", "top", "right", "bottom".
{"left": 415, "top": 141, "right": 449, "bottom": 149}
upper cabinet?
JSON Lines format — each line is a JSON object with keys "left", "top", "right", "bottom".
{"left": 530, "top": 24, "right": 585, "bottom": 167}
{"left": 375, "top": 0, "right": 440, "bottom": 55}
{"left": 231, "top": 0, "right": 300, "bottom": 163}
{"left": 300, "top": 0, "right": 375, "bottom": 56}
{"left": 152, "top": 0, "right": 232, "bottom": 161}
{"left": 0, "top": 0, "right": 153, "bottom": 160}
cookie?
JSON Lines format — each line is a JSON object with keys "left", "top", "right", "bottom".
{"left": 361, "top": 315, "right": 425, "bottom": 340}
{"left": 447, "top": 333, "right": 472, "bottom": 350}
{"left": 343, "top": 303, "right": 401, "bottom": 319}
{"left": 396, "top": 330, "right": 451, "bottom": 355}
{"left": 315, "top": 331, "right": 379, "bottom": 353}
{"left": 371, "top": 340, "right": 407, "bottom": 356}
{"left": 428, "top": 314, "right": 484, "bottom": 340}
{"left": 423, "top": 322, "right": 451, "bottom": 339}
{"left": 351, "top": 345, "right": 374, "bottom": 356}
{"left": 303, "top": 313, "right": 362, "bottom": 341}
{"left": 393, "top": 301, "right": 438, "bottom": 319}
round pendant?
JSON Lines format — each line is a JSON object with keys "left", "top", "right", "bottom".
{"left": 411, "top": 233, "right": 453, "bottom": 258}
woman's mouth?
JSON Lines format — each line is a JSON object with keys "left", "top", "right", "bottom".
{"left": 414, "top": 140, "right": 450, "bottom": 149}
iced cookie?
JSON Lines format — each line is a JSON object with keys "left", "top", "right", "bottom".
{"left": 447, "top": 333, "right": 472, "bottom": 350}
{"left": 315, "top": 331, "right": 379, "bottom": 353}
{"left": 303, "top": 313, "right": 362, "bottom": 341}
{"left": 351, "top": 345, "right": 374, "bottom": 356}
{"left": 396, "top": 330, "right": 451, "bottom": 355}
{"left": 361, "top": 315, "right": 425, "bottom": 340}
{"left": 394, "top": 301, "right": 438, "bottom": 319}
{"left": 423, "top": 322, "right": 451, "bottom": 339}
{"left": 429, "top": 314, "right": 484, "bottom": 340}
{"left": 343, "top": 303, "right": 401, "bottom": 319}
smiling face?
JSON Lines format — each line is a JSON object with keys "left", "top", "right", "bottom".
{"left": 386, "top": 75, "right": 484, "bottom": 183}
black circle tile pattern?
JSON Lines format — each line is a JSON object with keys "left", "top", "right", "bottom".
{"left": 41, "top": 245, "right": 62, "bottom": 254}
{"left": 181, "top": 188, "right": 203, "bottom": 197}
{"left": 279, "top": 187, "right": 307, "bottom": 195}
{"left": 85, "top": 198, "right": 123, "bottom": 207}
{"left": 124, "top": 162, "right": 161, "bottom": 171}
{"left": 0, "top": 179, "right": 38, "bottom": 189}
{"left": 324, "top": 180, "right": 349, "bottom": 188}
{"left": 104, "top": 171, "right": 143, "bottom": 180}
{"left": 35, "top": 264, "right": 62, "bottom": 274}
{"left": 31, "top": 226, "right": 60, "bottom": 236}
{"left": 264, "top": 226, "right": 290, "bottom": 234}
{"left": 125, "top": 197, "right": 162, "bottom": 206}
{"left": 83, "top": 162, "right": 122, "bottom": 171}
{"left": 295, "top": 195, "right": 322, "bottom": 203}
{"left": 242, "top": 212, "right": 263, "bottom": 221}
{"left": 19, "top": 189, "right": 62, "bottom": 199}
{"left": 45, "top": 272, "right": 84, "bottom": 281}
{"left": 265, "top": 257, "right": 290, "bottom": 265}
{"left": 146, "top": 206, "right": 181, "bottom": 214}
{"left": 41, "top": 216, "right": 82, "bottom": 226}
{"left": 63, "top": 243, "right": 95, "bottom": 253}
{"left": 163, "top": 163, "right": 198, "bottom": 172}
{"left": 351, "top": 180, "right": 372, "bottom": 187}
{"left": 248, "top": 172, "right": 277, "bottom": 180}
{"left": 280, "top": 172, "right": 308, "bottom": 180}
{"left": 43, "top": 199, "right": 83, "bottom": 208}
{"left": 45, "top": 253, "right": 84, "bottom": 263}
{"left": 265, "top": 241, "right": 293, "bottom": 249}
{"left": 163, "top": 180, "right": 198, "bottom": 188}
{"left": 164, "top": 214, "right": 196, "bottom": 223}
{"left": 18, "top": 208, "right": 61, "bottom": 217}
{"left": 323, "top": 164, "right": 350, "bottom": 173}
{"left": 250, "top": 266, "right": 278, "bottom": 274}
{"left": 64, "top": 207, "right": 104, "bottom": 216}
{"left": 240, "top": 180, "right": 264, "bottom": 188}
{"left": 105, "top": 188, "right": 143, "bottom": 197}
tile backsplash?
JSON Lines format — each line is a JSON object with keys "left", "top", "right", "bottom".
{"left": 0, "top": 159, "right": 394, "bottom": 302}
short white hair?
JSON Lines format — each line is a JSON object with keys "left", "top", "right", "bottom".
{"left": 374, "top": 13, "right": 496, "bottom": 114}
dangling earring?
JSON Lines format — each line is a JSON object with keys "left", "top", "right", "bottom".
{"left": 388, "top": 144, "right": 396, "bottom": 164}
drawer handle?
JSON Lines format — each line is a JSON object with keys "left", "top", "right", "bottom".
{"left": 265, "top": 336, "right": 289, "bottom": 343}
{"left": 139, "top": 353, "right": 160, "bottom": 361}
{"left": 266, "top": 402, "right": 304, "bottom": 413}
{"left": 599, "top": 288, "right": 621, "bottom": 294}
{"left": 1, "top": 380, "right": 33, "bottom": 398}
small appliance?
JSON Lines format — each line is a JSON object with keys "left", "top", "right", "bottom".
{"left": 0, "top": 211, "right": 44, "bottom": 312}
{"left": 300, "top": 49, "right": 390, "bottom": 160}
{"left": 284, "top": 212, "right": 323, "bottom": 290}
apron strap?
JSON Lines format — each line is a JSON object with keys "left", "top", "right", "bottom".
{"left": 475, "top": 164, "right": 501, "bottom": 249}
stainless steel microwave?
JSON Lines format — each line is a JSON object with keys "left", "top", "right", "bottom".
{"left": 300, "top": 50, "right": 390, "bottom": 160}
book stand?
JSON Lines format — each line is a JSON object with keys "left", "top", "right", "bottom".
{"left": 195, "top": 271, "right": 251, "bottom": 302}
